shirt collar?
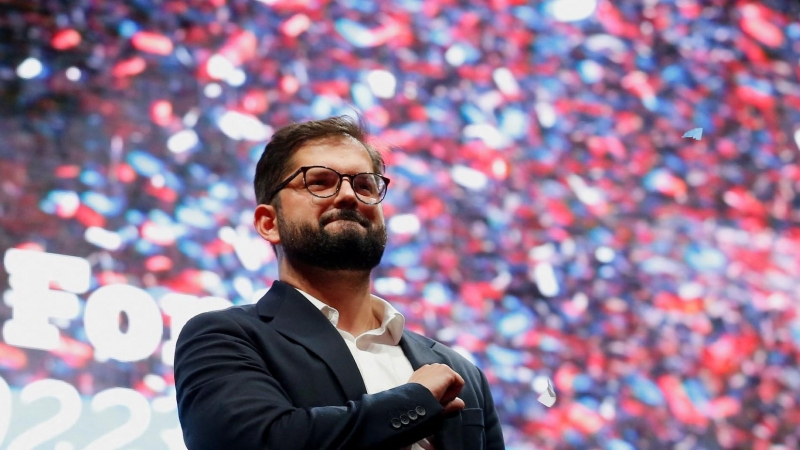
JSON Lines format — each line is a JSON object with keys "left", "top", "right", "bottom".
{"left": 294, "top": 287, "right": 406, "bottom": 345}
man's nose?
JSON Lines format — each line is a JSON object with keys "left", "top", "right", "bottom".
{"left": 333, "top": 176, "right": 359, "bottom": 206}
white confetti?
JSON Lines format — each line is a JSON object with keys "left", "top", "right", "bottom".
{"left": 66, "top": 67, "right": 81, "bottom": 81}
{"left": 167, "top": 129, "right": 199, "bottom": 154}
{"left": 451, "top": 165, "right": 488, "bottom": 191}
{"left": 388, "top": 214, "right": 421, "bottom": 235}
{"left": 218, "top": 110, "right": 272, "bottom": 141}
{"left": 206, "top": 54, "right": 235, "bottom": 80}
{"left": 17, "top": 57, "right": 43, "bottom": 79}
{"left": 537, "top": 378, "right": 557, "bottom": 407}
{"left": 531, "top": 262, "right": 559, "bottom": 297}
{"left": 549, "top": 0, "right": 598, "bottom": 22}
{"left": 367, "top": 69, "right": 397, "bottom": 99}
{"left": 84, "top": 227, "right": 123, "bottom": 251}
{"left": 492, "top": 67, "right": 520, "bottom": 96}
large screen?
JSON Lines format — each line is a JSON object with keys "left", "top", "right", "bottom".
{"left": 1, "top": 1, "right": 799, "bottom": 448}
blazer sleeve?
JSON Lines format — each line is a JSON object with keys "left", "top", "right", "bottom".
{"left": 479, "top": 368, "right": 506, "bottom": 450}
{"left": 174, "top": 311, "right": 446, "bottom": 450}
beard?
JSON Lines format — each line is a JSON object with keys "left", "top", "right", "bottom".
{"left": 277, "top": 208, "right": 387, "bottom": 272}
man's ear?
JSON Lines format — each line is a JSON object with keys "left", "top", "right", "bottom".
{"left": 254, "top": 204, "right": 280, "bottom": 245}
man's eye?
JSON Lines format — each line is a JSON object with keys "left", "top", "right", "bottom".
{"left": 358, "top": 183, "right": 376, "bottom": 192}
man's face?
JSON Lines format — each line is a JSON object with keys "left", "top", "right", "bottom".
{"left": 274, "top": 136, "right": 387, "bottom": 272}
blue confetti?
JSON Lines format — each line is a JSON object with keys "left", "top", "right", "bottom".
{"left": 682, "top": 127, "right": 703, "bottom": 140}
{"left": 81, "top": 192, "right": 124, "bottom": 216}
{"left": 127, "top": 150, "right": 165, "bottom": 177}
{"left": 335, "top": 19, "right": 375, "bottom": 48}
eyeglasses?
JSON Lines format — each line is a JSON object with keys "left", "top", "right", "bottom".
{"left": 268, "top": 165, "right": 391, "bottom": 205}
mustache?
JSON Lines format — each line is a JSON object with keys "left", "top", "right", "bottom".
{"left": 320, "top": 209, "right": 371, "bottom": 227}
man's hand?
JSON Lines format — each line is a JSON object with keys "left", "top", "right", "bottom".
{"left": 408, "top": 364, "right": 465, "bottom": 415}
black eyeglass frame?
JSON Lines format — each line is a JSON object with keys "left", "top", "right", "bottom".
{"left": 267, "top": 165, "right": 391, "bottom": 204}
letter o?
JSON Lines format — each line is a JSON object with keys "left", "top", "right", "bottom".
{"left": 84, "top": 284, "right": 163, "bottom": 362}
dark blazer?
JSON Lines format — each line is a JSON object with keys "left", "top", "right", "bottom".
{"left": 175, "top": 280, "right": 505, "bottom": 450}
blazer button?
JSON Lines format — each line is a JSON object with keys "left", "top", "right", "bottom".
{"left": 408, "top": 410, "right": 418, "bottom": 420}
{"left": 391, "top": 418, "right": 402, "bottom": 429}
{"left": 400, "top": 414, "right": 410, "bottom": 425}
{"left": 415, "top": 406, "right": 426, "bottom": 416}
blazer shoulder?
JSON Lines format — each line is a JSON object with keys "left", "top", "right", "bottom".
{"left": 179, "top": 303, "right": 260, "bottom": 338}
{"left": 197, "top": 303, "right": 257, "bottom": 321}
{"left": 404, "top": 330, "right": 483, "bottom": 374}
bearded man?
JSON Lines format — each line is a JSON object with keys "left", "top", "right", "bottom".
{"left": 174, "top": 115, "right": 505, "bottom": 450}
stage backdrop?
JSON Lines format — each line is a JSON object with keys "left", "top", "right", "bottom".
{"left": 1, "top": 1, "right": 800, "bottom": 449}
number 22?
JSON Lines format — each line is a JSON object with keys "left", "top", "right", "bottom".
{"left": 1, "top": 378, "right": 152, "bottom": 449}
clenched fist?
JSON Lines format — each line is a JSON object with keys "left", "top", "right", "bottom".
{"left": 408, "top": 364, "right": 465, "bottom": 415}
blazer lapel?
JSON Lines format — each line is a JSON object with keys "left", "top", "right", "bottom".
{"left": 256, "top": 281, "right": 368, "bottom": 401}
{"left": 399, "top": 331, "right": 441, "bottom": 369}
{"left": 400, "top": 332, "right": 464, "bottom": 450}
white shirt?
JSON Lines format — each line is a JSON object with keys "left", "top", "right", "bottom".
{"left": 296, "top": 288, "right": 435, "bottom": 450}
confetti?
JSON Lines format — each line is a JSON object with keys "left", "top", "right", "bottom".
{"left": 682, "top": 127, "right": 703, "bottom": 140}
{"left": 537, "top": 378, "right": 556, "bottom": 408}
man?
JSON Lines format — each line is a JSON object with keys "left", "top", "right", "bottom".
{"left": 174, "top": 115, "right": 505, "bottom": 450}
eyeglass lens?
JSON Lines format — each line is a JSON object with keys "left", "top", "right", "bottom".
{"left": 304, "top": 167, "right": 386, "bottom": 202}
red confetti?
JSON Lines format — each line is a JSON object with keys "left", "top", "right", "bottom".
{"left": 131, "top": 31, "right": 174, "bottom": 56}
{"left": 455, "top": 333, "right": 487, "bottom": 352}
{"left": 365, "top": 106, "right": 390, "bottom": 128}
{"left": 55, "top": 165, "right": 81, "bottom": 178}
{"left": 280, "top": 75, "right": 300, "bottom": 94}
{"left": 566, "top": 402, "right": 605, "bottom": 434}
{"left": 708, "top": 397, "right": 740, "bottom": 419}
{"left": 621, "top": 71, "right": 656, "bottom": 100}
{"left": 204, "top": 239, "right": 234, "bottom": 257}
{"left": 219, "top": 30, "right": 258, "bottom": 65}
{"left": 115, "top": 163, "right": 137, "bottom": 183}
{"left": 112, "top": 57, "right": 147, "bottom": 77}
{"left": 52, "top": 336, "right": 94, "bottom": 369}
{"left": 0, "top": 342, "right": 28, "bottom": 370}
{"left": 146, "top": 255, "right": 174, "bottom": 272}
{"left": 740, "top": 4, "right": 785, "bottom": 48}
{"left": 51, "top": 29, "right": 81, "bottom": 50}
{"left": 75, "top": 203, "right": 106, "bottom": 228}
{"left": 144, "top": 183, "right": 178, "bottom": 203}
{"left": 735, "top": 84, "right": 775, "bottom": 110}
{"left": 657, "top": 375, "right": 708, "bottom": 427}
{"left": 98, "top": 271, "right": 129, "bottom": 285}
{"left": 547, "top": 198, "right": 574, "bottom": 226}
{"left": 281, "top": 14, "right": 311, "bottom": 37}
{"left": 150, "top": 100, "right": 173, "bottom": 126}
{"left": 161, "top": 269, "right": 207, "bottom": 295}
{"left": 15, "top": 242, "right": 45, "bottom": 252}
{"left": 587, "top": 136, "right": 626, "bottom": 159}
{"left": 554, "top": 362, "right": 580, "bottom": 394}
{"left": 312, "top": 80, "right": 350, "bottom": 97}
{"left": 242, "top": 91, "right": 270, "bottom": 114}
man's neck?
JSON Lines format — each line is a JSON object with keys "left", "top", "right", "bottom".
{"left": 279, "top": 261, "right": 379, "bottom": 336}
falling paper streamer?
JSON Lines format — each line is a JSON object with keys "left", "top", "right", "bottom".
{"left": 682, "top": 127, "right": 703, "bottom": 140}
{"left": 537, "top": 378, "right": 556, "bottom": 407}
